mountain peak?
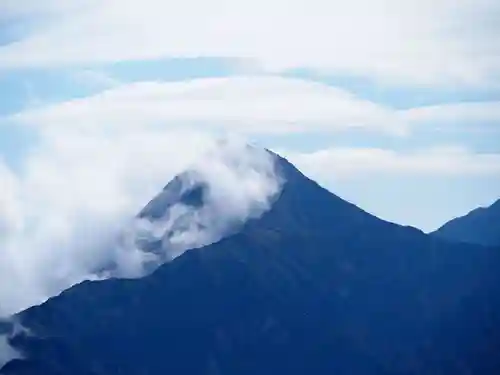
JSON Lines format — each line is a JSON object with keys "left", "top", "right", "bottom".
{"left": 115, "top": 141, "right": 286, "bottom": 274}
{"left": 111, "top": 140, "right": 380, "bottom": 278}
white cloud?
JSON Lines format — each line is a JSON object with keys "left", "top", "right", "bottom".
{"left": 0, "top": 127, "right": 210, "bottom": 316}
{"left": 0, "top": 0, "right": 498, "bottom": 86}
{"left": 0, "top": 334, "right": 19, "bottom": 369}
{"left": 124, "top": 138, "right": 282, "bottom": 266}
{"left": 0, "top": 319, "right": 25, "bottom": 368}
{"left": 403, "top": 101, "right": 500, "bottom": 130}
{"left": 9, "top": 76, "right": 500, "bottom": 137}
{"left": 11, "top": 76, "right": 406, "bottom": 135}
{"left": 0, "top": 125, "right": 282, "bottom": 317}
{"left": 286, "top": 146, "right": 500, "bottom": 180}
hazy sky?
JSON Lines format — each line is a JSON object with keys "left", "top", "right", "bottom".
{"left": 1, "top": 0, "right": 499, "bottom": 235}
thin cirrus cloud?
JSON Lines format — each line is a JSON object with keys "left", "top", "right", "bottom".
{"left": 0, "top": 0, "right": 499, "bottom": 87}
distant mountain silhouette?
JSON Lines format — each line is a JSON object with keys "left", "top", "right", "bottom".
{"left": 2, "top": 150, "right": 500, "bottom": 375}
{"left": 432, "top": 199, "right": 500, "bottom": 246}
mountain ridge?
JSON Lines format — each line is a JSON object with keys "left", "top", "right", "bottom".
{"left": 2, "top": 149, "right": 500, "bottom": 375}
{"left": 432, "top": 198, "right": 500, "bottom": 246}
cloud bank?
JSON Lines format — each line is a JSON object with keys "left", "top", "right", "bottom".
{"left": 0, "top": 127, "right": 281, "bottom": 317}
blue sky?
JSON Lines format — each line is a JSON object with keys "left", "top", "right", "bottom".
{"left": 1, "top": 0, "right": 500, "bottom": 236}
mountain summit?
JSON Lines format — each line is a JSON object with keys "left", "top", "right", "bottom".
{"left": 105, "top": 141, "right": 283, "bottom": 277}
{"left": 2, "top": 146, "right": 500, "bottom": 375}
